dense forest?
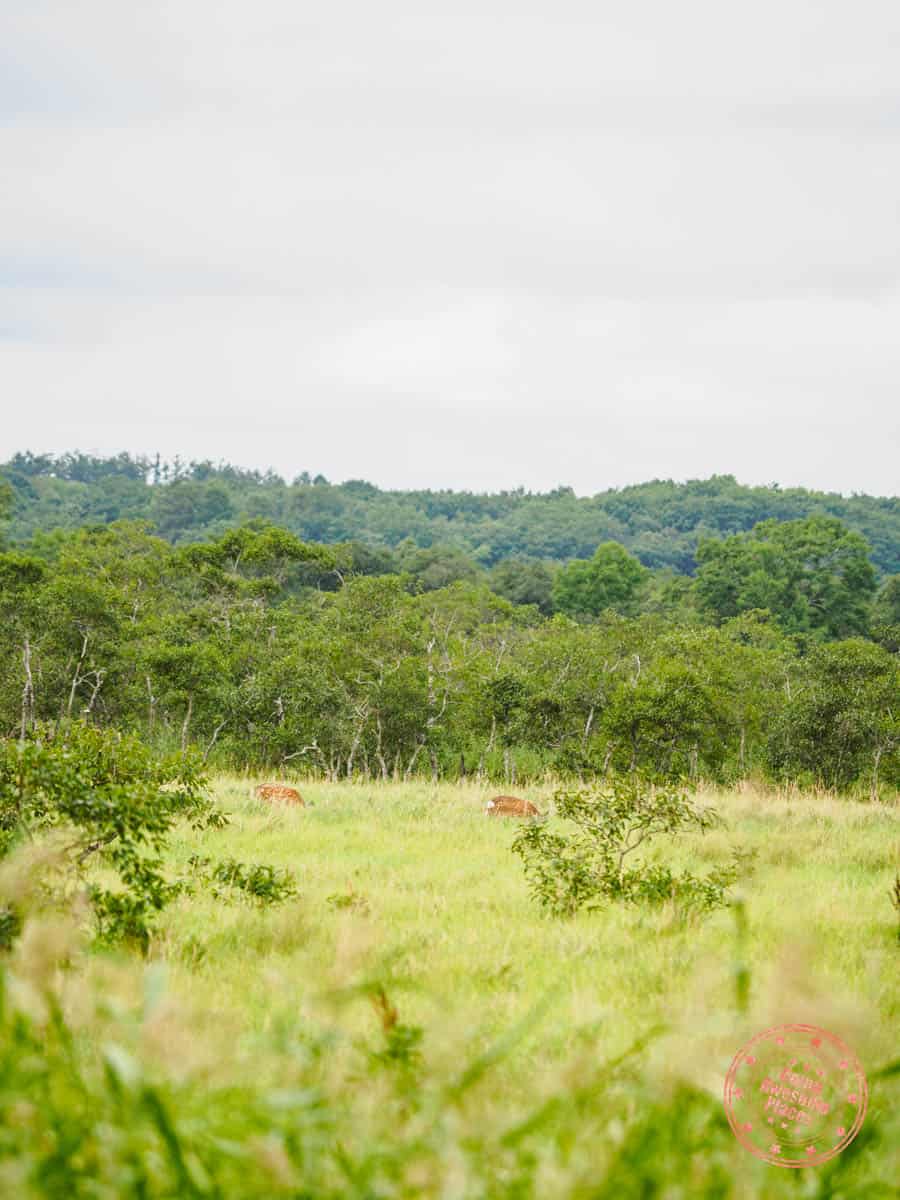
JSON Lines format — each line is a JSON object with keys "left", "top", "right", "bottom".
{"left": 1, "top": 455, "right": 897, "bottom": 793}
{"left": 3, "top": 450, "right": 900, "bottom": 575}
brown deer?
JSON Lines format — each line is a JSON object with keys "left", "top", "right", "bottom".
{"left": 254, "top": 783, "right": 305, "bottom": 806}
{"left": 484, "top": 795, "right": 542, "bottom": 819}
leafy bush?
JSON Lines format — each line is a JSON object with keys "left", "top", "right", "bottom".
{"left": 0, "top": 721, "right": 224, "bottom": 951}
{"left": 512, "top": 774, "right": 750, "bottom": 918}
{"left": 326, "top": 886, "right": 370, "bottom": 914}
{"left": 185, "top": 855, "right": 298, "bottom": 905}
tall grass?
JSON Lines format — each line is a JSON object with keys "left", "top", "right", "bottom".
{"left": 1, "top": 780, "right": 897, "bottom": 1197}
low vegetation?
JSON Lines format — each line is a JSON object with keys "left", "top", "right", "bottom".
{"left": 0, "top": 775, "right": 897, "bottom": 1197}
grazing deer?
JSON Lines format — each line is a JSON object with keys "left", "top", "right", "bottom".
{"left": 484, "top": 795, "right": 542, "bottom": 819}
{"left": 254, "top": 783, "right": 305, "bottom": 806}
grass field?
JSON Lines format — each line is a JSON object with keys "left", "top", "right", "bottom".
{"left": 3, "top": 778, "right": 899, "bottom": 1197}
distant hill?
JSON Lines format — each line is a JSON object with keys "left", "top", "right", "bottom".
{"left": 2, "top": 451, "right": 898, "bottom": 575}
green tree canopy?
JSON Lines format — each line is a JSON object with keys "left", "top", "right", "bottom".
{"left": 5, "top": 454, "right": 898, "bottom": 575}
{"left": 695, "top": 515, "right": 876, "bottom": 638}
{"left": 488, "top": 559, "right": 555, "bottom": 615}
{"left": 873, "top": 574, "right": 900, "bottom": 625}
{"left": 766, "top": 639, "right": 899, "bottom": 796}
{"left": 552, "top": 542, "right": 646, "bottom": 618}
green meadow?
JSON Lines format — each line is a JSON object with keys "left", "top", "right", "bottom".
{"left": 2, "top": 778, "right": 898, "bottom": 1198}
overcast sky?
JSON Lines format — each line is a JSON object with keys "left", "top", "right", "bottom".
{"left": 1, "top": 2, "right": 898, "bottom": 496}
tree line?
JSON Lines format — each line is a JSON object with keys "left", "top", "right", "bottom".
{"left": 1, "top": 516, "right": 897, "bottom": 795}
{"left": 3, "top": 451, "right": 900, "bottom": 575}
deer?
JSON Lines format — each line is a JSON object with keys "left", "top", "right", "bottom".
{"left": 254, "top": 783, "right": 305, "bottom": 806}
{"left": 484, "top": 795, "right": 542, "bottom": 819}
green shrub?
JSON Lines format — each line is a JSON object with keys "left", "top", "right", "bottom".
{"left": 326, "top": 886, "right": 370, "bottom": 914}
{"left": 512, "top": 774, "right": 750, "bottom": 918}
{"left": 185, "top": 855, "right": 298, "bottom": 905}
{"left": 0, "top": 721, "right": 223, "bottom": 951}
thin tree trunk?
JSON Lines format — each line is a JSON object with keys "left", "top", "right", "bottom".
{"left": 581, "top": 705, "right": 595, "bottom": 752}
{"left": 203, "top": 720, "right": 227, "bottom": 765}
{"left": 404, "top": 741, "right": 425, "bottom": 781}
{"left": 602, "top": 743, "right": 615, "bottom": 777}
{"left": 83, "top": 670, "right": 104, "bottom": 717}
{"left": 871, "top": 746, "right": 883, "bottom": 803}
{"left": 346, "top": 702, "right": 370, "bottom": 777}
{"left": 66, "top": 632, "right": 89, "bottom": 718}
{"left": 426, "top": 637, "right": 436, "bottom": 713}
{"left": 57, "top": 656, "right": 74, "bottom": 720}
{"left": 664, "top": 741, "right": 676, "bottom": 776}
{"left": 21, "top": 637, "right": 35, "bottom": 741}
{"left": 146, "top": 675, "right": 157, "bottom": 734}
{"left": 375, "top": 717, "right": 389, "bottom": 780}
{"left": 181, "top": 694, "right": 193, "bottom": 753}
